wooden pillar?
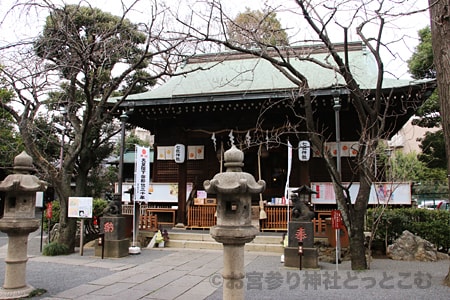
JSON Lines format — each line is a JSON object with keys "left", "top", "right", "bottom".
{"left": 177, "top": 159, "right": 187, "bottom": 225}
{"left": 176, "top": 129, "right": 187, "bottom": 226}
{"left": 299, "top": 161, "right": 310, "bottom": 186}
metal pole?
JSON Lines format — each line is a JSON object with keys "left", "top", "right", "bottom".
{"left": 335, "top": 228, "right": 339, "bottom": 272}
{"left": 332, "top": 90, "right": 342, "bottom": 268}
{"left": 333, "top": 92, "right": 342, "bottom": 179}
{"left": 80, "top": 219, "right": 84, "bottom": 256}
{"left": 40, "top": 208, "right": 44, "bottom": 252}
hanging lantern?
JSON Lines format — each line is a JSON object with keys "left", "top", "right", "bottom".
{"left": 174, "top": 144, "right": 185, "bottom": 163}
{"left": 298, "top": 140, "right": 311, "bottom": 161}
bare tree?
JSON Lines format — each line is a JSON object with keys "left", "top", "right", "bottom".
{"left": 174, "top": 0, "right": 434, "bottom": 270}
{"left": 428, "top": 0, "right": 450, "bottom": 287}
{"left": 0, "top": 0, "right": 190, "bottom": 252}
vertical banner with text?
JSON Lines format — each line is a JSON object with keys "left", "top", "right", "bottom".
{"left": 135, "top": 145, "right": 151, "bottom": 202}
{"left": 285, "top": 140, "right": 293, "bottom": 201}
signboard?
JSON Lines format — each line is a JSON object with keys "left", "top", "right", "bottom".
{"left": 313, "top": 141, "right": 359, "bottom": 157}
{"left": 187, "top": 145, "right": 204, "bottom": 160}
{"left": 148, "top": 182, "right": 193, "bottom": 203}
{"left": 68, "top": 197, "right": 93, "bottom": 218}
{"left": 311, "top": 182, "right": 412, "bottom": 205}
{"left": 116, "top": 182, "right": 194, "bottom": 203}
{"left": 331, "top": 210, "right": 342, "bottom": 229}
{"left": 115, "top": 183, "right": 134, "bottom": 202}
{"left": 35, "top": 192, "right": 44, "bottom": 208}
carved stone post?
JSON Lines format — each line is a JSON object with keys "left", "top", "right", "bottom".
{"left": 204, "top": 145, "right": 265, "bottom": 300}
{"left": 0, "top": 151, "right": 47, "bottom": 299}
{"left": 284, "top": 185, "right": 319, "bottom": 269}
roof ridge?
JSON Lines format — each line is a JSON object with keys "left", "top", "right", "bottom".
{"left": 186, "top": 41, "right": 364, "bottom": 64}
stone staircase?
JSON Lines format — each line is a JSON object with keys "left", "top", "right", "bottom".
{"left": 164, "top": 231, "right": 284, "bottom": 254}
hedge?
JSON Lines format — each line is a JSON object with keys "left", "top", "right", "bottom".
{"left": 366, "top": 207, "right": 450, "bottom": 252}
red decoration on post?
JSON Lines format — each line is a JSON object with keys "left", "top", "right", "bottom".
{"left": 295, "top": 227, "right": 307, "bottom": 242}
{"left": 104, "top": 221, "right": 114, "bottom": 233}
{"left": 46, "top": 202, "right": 53, "bottom": 219}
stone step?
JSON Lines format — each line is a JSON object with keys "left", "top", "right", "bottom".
{"left": 165, "top": 239, "right": 285, "bottom": 253}
{"left": 168, "top": 232, "right": 217, "bottom": 242}
{"left": 164, "top": 231, "right": 285, "bottom": 254}
{"left": 168, "top": 232, "right": 284, "bottom": 243}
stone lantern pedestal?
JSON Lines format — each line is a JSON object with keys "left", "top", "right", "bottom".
{"left": 95, "top": 216, "right": 130, "bottom": 258}
{"left": 0, "top": 151, "right": 47, "bottom": 299}
{"left": 284, "top": 186, "right": 319, "bottom": 269}
{"left": 95, "top": 194, "right": 130, "bottom": 258}
{"left": 204, "top": 145, "right": 265, "bottom": 300}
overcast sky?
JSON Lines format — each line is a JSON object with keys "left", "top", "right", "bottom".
{"left": 0, "top": 0, "right": 431, "bottom": 78}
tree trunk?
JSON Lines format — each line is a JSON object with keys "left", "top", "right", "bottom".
{"left": 75, "top": 166, "right": 90, "bottom": 196}
{"left": 347, "top": 178, "right": 371, "bottom": 270}
{"left": 56, "top": 174, "right": 77, "bottom": 252}
{"left": 429, "top": 0, "right": 450, "bottom": 285}
{"left": 348, "top": 216, "right": 367, "bottom": 270}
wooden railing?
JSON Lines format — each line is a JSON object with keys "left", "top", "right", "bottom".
{"left": 122, "top": 204, "right": 148, "bottom": 215}
{"left": 145, "top": 208, "right": 177, "bottom": 226}
{"left": 260, "top": 206, "right": 290, "bottom": 231}
{"left": 139, "top": 214, "right": 159, "bottom": 231}
{"left": 313, "top": 218, "right": 328, "bottom": 237}
{"left": 177, "top": 205, "right": 331, "bottom": 237}
{"left": 315, "top": 211, "right": 332, "bottom": 238}
{"left": 187, "top": 205, "right": 216, "bottom": 228}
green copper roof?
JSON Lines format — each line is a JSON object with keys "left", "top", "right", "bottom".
{"left": 125, "top": 42, "right": 430, "bottom": 103}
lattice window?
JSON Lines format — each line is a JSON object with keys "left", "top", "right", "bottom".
{"left": 154, "top": 160, "right": 178, "bottom": 182}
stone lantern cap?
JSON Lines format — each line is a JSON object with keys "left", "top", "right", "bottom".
{"left": 0, "top": 151, "right": 47, "bottom": 192}
{"left": 204, "top": 145, "right": 265, "bottom": 195}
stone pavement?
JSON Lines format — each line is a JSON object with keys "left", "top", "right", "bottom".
{"left": 0, "top": 230, "right": 449, "bottom": 299}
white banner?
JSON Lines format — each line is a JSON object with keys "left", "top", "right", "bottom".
{"left": 135, "top": 145, "right": 151, "bottom": 202}
{"left": 284, "top": 140, "right": 293, "bottom": 200}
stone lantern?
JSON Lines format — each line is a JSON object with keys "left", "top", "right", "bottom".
{"left": 0, "top": 151, "right": 47, "bottom": 299}
{"left": 204, "top": 145, "right": 265, "bottom": 300}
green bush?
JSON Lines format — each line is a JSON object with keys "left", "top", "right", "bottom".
{"left": 93, "top": 198, "right": 108, "bottom": 219}
{"left": 42, "top": 241, "right": 70, "bottom": 256}
{"left": 367, "top": 207, "right": 450, "bottom": 252}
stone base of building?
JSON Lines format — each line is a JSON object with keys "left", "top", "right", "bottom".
{"left": 95, "top": 239, "right": 129, "bottom": 258}
{"left": 284, "top": 247, "right": 319, "bottom": 269}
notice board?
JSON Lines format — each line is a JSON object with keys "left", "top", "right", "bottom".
{"left": 68, "top": 197, "right": 93, "bottom": 218}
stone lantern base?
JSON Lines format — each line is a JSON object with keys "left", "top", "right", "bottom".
{"left": 0, "top": 285, "right": 35, "bottom": 300}
{"left": 0, "top": 219, "right": 40, "bottom": 299}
